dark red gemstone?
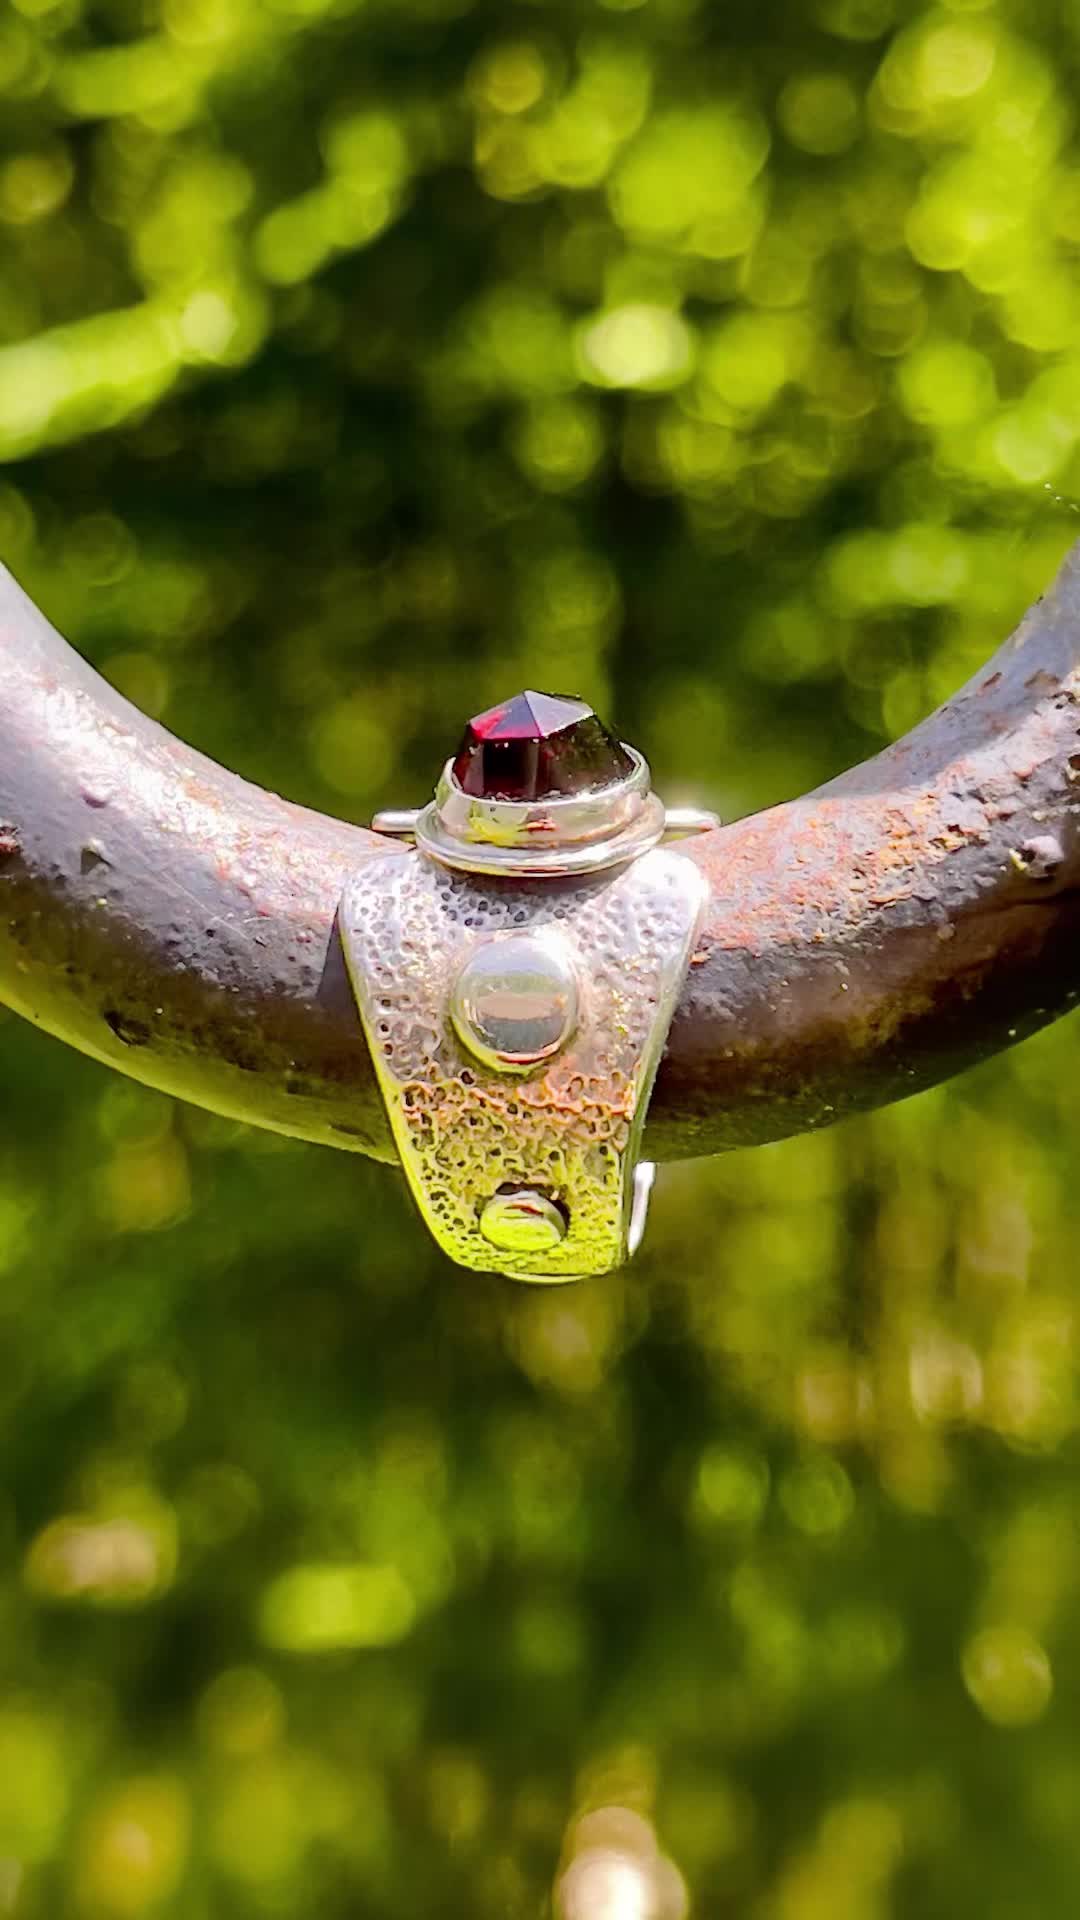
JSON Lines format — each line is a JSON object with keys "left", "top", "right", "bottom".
{"left": 451, "top": 691, "right": 634, "bottom": 801}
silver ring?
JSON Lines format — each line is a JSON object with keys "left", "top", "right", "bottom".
{"left": 343, "top": 691, "right": 716, "bottom": 1282}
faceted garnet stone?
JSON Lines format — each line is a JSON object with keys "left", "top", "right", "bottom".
{"left": 451, "top": 690, "right": 634, "bottom": 802}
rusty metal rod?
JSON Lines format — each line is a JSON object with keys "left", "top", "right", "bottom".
{"left": 2, "top": 552, "right": 1080, "bottom": 1164}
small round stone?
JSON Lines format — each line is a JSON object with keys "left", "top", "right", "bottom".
{"left": 479, "top": 1187, "right": 568, "bottom": 1254}
{"left": 450, "top": 932, "right": 578, "bottom": 1070}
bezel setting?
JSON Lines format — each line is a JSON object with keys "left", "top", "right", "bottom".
{"left": 415, "top": 746, "right": 666, "bottom": 877}
{"left": 370, "top": 688, "right": 720, "bottom": 877}
{"left": 449, "top": 928, "right": 580, "bottom": 1070}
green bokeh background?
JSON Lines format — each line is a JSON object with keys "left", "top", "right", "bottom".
{"left": 4, "top": 0, "right": 1080, "bottom": 1912}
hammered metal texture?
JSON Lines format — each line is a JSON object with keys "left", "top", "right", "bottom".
{"left": 341, "top": 848, "right": 707, "bottom": 1281}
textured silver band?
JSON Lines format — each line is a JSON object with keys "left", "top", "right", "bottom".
{"left": 341, "top": 847, "right": 707, "bottom": 1282}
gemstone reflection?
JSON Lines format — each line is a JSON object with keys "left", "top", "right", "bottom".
{"left": 450, "top": 932, "right": 578, "bottom": 1070}
{"left": 479, "top": 1187, "right": 568, "bottom": 1254}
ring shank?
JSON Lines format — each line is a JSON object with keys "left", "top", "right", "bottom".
{"left": 340, "top": 848, "right": 707, "bottom": 1281}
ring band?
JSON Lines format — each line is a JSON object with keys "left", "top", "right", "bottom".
{"left": 341, "top": 846, "right": 706, "bottom": 1281}
{"left": 345, "top": 690, "right": 715, "bottom": 1281}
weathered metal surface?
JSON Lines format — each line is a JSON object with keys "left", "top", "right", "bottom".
{"left": 2, "top": 552, "right": 1080, "bottom": 1164}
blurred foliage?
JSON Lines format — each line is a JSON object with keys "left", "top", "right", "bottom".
{"left": 4, "top": 0, "right": 1080, "bottom": 1912}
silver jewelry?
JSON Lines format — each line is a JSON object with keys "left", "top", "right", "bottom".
{"left": 341, "top": 692, "right": 716, "bottom": 1283}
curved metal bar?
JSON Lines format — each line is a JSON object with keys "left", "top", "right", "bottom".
{"left": 2, "top": 550, "right": 1080, "bottom": 1163}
